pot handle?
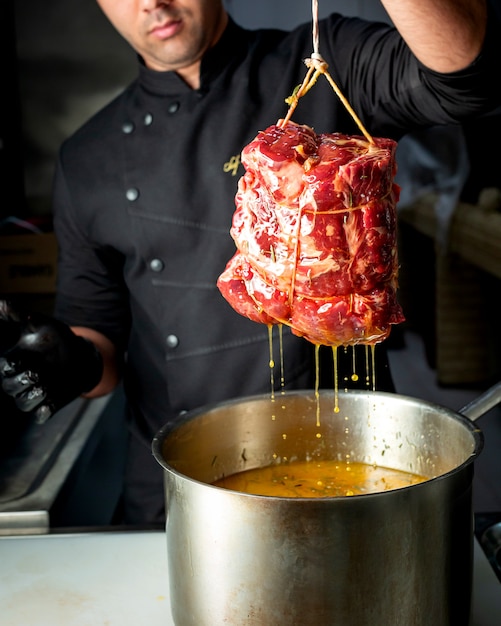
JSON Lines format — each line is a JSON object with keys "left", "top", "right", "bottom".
{"left": 459, "top": 381, "right": 501, "bottom": 422}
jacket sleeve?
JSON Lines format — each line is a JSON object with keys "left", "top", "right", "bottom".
{"left": 319, "top": 8, "right": 501, "bottom": 138}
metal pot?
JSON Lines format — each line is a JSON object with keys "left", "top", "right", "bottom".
{"left": 152, "top": 383, "right": 501, "bottom": 626}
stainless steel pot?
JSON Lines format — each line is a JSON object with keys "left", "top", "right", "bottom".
{"left": 152, "top": 383, "right": 501, "bottom": 626}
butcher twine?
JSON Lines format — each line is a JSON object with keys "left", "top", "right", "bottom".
{"left": 281, "top": 0, "right": 373, "bottom": 145}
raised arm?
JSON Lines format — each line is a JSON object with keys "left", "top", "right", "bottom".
{"left": 381, "top": 0, "right": 488, "bottom": 72}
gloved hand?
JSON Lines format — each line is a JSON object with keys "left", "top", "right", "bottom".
{"left": 0, "top": 300, "right": 103, "bottom": 424}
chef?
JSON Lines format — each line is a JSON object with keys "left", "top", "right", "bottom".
{"left": 0, "top": 0, "right": 499, "bottom": 525}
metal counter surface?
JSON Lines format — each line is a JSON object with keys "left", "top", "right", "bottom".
{"left": 0, "top": 530, "right": 500, "bottom": 625}
{"left": 0, "top": 394, "right": 114, "bottom": 534}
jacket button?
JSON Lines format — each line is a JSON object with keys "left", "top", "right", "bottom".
{"left": 143, "top": 113, "right": 153, "bottom": 126}
{"left": 122, "top": 121, "right": 135, "bottom": 134}
{"left": 168, "top": 102, "right": 180, "bottom": 114}
{"left": 126, "top": 188, "right": 139, "bottom": 201}
{"left": 166, "top": 334, "right": 179, "bottom": 348}
{"left": 149, "top": 258, "right": 164, "bottom": 272}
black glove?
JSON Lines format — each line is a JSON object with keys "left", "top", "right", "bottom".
{"left": 0, "top": 300, "right": 103, "bottom": 424}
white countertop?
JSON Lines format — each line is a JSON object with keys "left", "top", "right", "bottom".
{"left": 0, "top": 530, "right": 499, "bottom": 625}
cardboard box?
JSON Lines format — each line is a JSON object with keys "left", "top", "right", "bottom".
{"left": 0, "top": 232, "right": 58, "bottom": 294}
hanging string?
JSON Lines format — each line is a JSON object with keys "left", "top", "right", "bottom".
{"left": 280, "top": 0, "right": 373, "bottom": 144}
{"left": 312, "top": 0, "right": 320, "bottom": 59}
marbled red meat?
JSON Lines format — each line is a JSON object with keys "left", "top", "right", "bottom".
{"left": 217, "top": 121, "right": 405, "bottom": 346}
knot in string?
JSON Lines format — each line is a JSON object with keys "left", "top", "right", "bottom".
{"left": 305, "top": 53, "right": 328, "bottom": 73}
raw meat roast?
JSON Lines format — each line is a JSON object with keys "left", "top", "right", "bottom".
{"left": 217, "top": 121, "right": 405, "bottom": 346}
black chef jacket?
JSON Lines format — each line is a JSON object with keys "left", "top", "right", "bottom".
{"left": 52, "top": 14, "right": 499, "bottom": 522}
